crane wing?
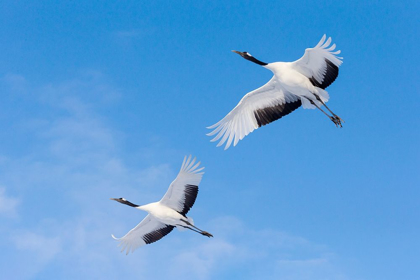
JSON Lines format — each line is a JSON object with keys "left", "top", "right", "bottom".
{"left": 291, "top": 34, "right": 343, "bottom": 89}
{"left": 159, "top": 155, "right": 204, "bottom": 216}
{"left": 112, "top": 214, "right": 174, "bottom": 254}
{"left": 207, "top": 78, "right": 301, "bottom": 150}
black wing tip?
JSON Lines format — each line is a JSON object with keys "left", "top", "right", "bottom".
{"left": 142, "top": 225, "right": 175, "bottom": 245}
{"left": 254, "top": 100, "right": 302, "bottom": 127}
{"left": 309, "top": 58, "right": 339, "bottom": 89}
{"left": 179, "top": 184, "right": 199, "bottom": 216}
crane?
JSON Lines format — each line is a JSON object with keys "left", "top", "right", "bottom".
{"left": 207, "top": 34, "right": 343, "bottom": 150}
{"left": 111, "top": 155, "right": 212, "bottom": 254}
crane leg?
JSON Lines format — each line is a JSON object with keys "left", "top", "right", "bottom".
{"left": 181, "top": 219, "right": 213, "bottom": 237}
{"left": 313, "top": 94, "right": 344, "bottom": 127}
{"left": 178, "top": 225, "right": 202, "bottom": 234}
{"left": 305, "top": 97, "right": 342, "bottom": 128}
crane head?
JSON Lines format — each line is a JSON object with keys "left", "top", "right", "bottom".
{"left": 232, "top": 50, "right": 252, "bottom": 58}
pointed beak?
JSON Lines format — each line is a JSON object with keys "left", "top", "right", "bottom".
{"left": 110, "top": 198, "right": 118, "bottom": 201}
{"left": 232, "top": 50, "right": 242, "bottom": 55}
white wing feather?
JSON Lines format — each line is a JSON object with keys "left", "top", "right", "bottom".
{"left": 291, "top": 34, "right": 343, "bottom": 85}
{"left": 159, "top": 155, "right": 204, "bottom": 213}
{"left": 112, "top": 215, "right": 169, "bottom": 255}
{"left": 207, "top": 78, "right": 299, "bottom": 150}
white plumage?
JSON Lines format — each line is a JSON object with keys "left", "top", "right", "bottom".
{"left": 207, "top": 34, "right": 344, "bottom": 150}
{"left": 111, "top": 156, "right": 212, "bottom": 255}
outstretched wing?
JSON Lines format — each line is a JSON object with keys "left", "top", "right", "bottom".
{"left": 207, "top": 78, "right": 301, "bottom": 150}
{"left": 159, "top": 155, "right": 204, "bottom": 216}
{"left": 291, "top": 34, "right": 343, "bottom": 89}
{"left": 112, "top": 214, "right": 174, "bottom": 254}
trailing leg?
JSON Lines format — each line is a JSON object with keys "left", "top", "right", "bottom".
{"left": 313, "top": 94, "right": 344, "bottom": 127}
{"left": 304, "top": 97, "right": 341, "bottom": 127}
{"left": 181, "top": 219, "right": 213, "bottom": 238}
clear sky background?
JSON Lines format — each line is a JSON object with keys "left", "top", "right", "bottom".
{"left": 0, "top": 1, "right": 419, "bottom": 279}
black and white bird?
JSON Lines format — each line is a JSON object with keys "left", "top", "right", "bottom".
{"left": 111, "top": 156, "right": 212, "bottom": 255}
{"left": 207, "top": 34, "right": 344, "bottom": 150}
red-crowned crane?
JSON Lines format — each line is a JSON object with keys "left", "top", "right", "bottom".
{"left": 111, "top": 156, "right": 212, "bottom": 254}
{"left": 207, "top": 34, "right": 344, "bottom": 150}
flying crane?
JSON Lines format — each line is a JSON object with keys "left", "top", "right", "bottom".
{"left": 111, "top": 156, "right": 212, "bottom": 254}
{"left": 207, "top": 34, "right": 344, "bottom": 150}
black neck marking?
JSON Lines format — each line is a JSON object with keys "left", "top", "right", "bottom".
{"left": 120, "top": 199, "right": 139, "bottom": 207}
{"left": 244, "top": 55, "right": 268, "bottom": 66}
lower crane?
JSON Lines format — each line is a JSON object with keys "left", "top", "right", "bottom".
{"left": 111, "top": 155, "right": 212, "bottom": 255}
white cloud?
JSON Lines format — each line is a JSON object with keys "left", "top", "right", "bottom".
{"left": 13, "top": 231, "right": 61, "bottom": 261}
{"left": 21, "top": 214, "right": 345, "bottom": 280}
{"left": 199, "top": 216, "right": 349, "bottom": 280}
{"left": 0, "top": 187, "right": 19, "bottom": 218}
{"left": 0, "top": 73, "right": 350, "bottom": 280}
{"left": 0, "top": 72, "right": 185, "bottom": 278}
{"left": 10, "top": 230, "right": 62, "bottom": 279}
{"left": 167, "top": 239, "right": 236, "bottom": 280}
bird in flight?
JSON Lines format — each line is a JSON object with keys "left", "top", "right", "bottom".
{"left": 207, "top": 34, "right": 343, "bottom": 150}
{"left": 111, "top": 156, "right": 213, "bottom": 254}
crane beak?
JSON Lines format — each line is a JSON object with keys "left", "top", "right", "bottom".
{"left": 110, "top": 198, "right": 118, "bottom": 201}
{"left": 232, "top": 50, "right": 242, "bottom": 55}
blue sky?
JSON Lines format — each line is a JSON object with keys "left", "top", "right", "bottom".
{"left": 0, "top": 0, "right": 419, "bottom": 279}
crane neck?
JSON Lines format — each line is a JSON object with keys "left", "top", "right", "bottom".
{"left": 119, "top": 199, "right": 139, "bottom": 208}
{"left": 247, "top": 56, "right": 267, "bottom": 66}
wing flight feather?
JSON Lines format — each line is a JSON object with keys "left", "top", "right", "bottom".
{"left": 207, "top": 78, "right": 301, "bottom": 150}
{"left": 159, "top": 156, "right": 204, "bottom": 215}
{"left": 112, "top": 215, "right": 174, "bottom": 254}
{"left": 292, "top": 34, "right": 343, "bottom": 89}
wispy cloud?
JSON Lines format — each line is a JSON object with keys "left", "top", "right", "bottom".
{"left": 0, "top": 187, "right": 19, "bottom": 218}
{"left": 0, "top": 72, "right": 349, "bottom": 280}
{"left": 13, "top": 231, "right": 62, "bottom": 262}
{"left": 0, "top": 71, "right": 181, "bottom": 278}
{"left": 191, "top": 216, "right": 349, "bottom": 280}
{"left": 167, "top": 238, "right": 236, "bottom": 280}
